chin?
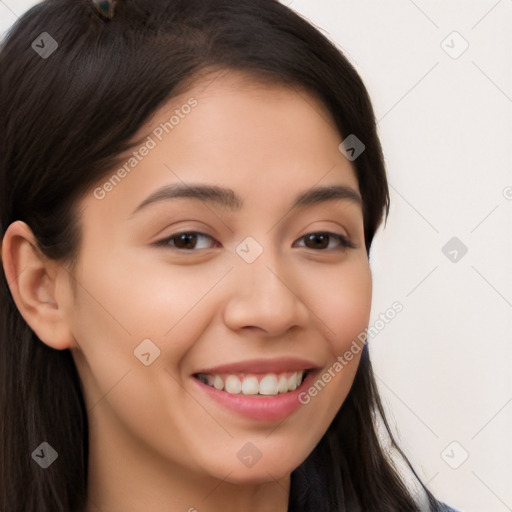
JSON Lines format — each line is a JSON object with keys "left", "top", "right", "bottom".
{"left": 204, "top": 453, "right": 304, "bottom": 485}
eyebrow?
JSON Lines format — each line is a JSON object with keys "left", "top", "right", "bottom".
{"left": 130, "top": 182, "right": 362, "bottom": 217}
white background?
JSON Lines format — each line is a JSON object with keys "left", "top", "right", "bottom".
{"left": 1, "top": 1, "right": 511, "bottom": 511}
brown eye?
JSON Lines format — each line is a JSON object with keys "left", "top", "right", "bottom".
{"left": 155, "top": 231, "right": 218, "bottom": 250}
{"left": 295, "top": 232, "right": 354, "bottom": 250}
{"left": 173, "top": 233, "right": 198, "bottom": 249}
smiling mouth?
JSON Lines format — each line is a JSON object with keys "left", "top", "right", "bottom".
{"left": 193, "top": 369, "right": 310, "bottom": 396}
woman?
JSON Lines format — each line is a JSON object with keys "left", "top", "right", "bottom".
{"left": 0, "top": 0, "right": 462, "bottom": 510}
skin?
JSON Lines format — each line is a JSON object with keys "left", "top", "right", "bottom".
{"left": 2, "top": 70, "right": 372, "bottom": 512}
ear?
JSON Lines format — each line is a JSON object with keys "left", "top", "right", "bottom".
{"left": 1, "top": 220, "right": 75, "bottom": 350}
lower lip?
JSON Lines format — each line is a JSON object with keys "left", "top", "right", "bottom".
{"left": 191, "top": 370, "right": 318, "bottom": 422}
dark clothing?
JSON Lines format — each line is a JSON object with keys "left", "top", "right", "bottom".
{"left": 287, "top": 464, "right": 462, "bottom": 512}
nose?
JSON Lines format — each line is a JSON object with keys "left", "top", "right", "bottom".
{"left": 222, "top": 244, "right": 310, "bottom": 337}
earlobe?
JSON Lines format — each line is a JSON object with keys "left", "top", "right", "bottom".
{"left": 1, "top": 220, "right": 75, "bottom": 351}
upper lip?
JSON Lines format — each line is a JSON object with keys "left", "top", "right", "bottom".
{"left": 193, "top": 357, "right": 322, "bottom": 375}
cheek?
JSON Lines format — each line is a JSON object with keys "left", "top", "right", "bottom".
{"left": 68, "top": 248, "right": 222, "bottom": 467}
{"left": 303, "top": 257, "right": 372, "bottom": 354}
{"left": 296, "top": 258, "right": 371, "bottom": 406}
{"left": 69, "top": 245, "right": 223, "bottom": 398}
{"left": 73, "top": 244, "right": 213, "bottom": 342}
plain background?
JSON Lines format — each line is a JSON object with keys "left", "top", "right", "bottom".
{"left": 1, "top": 1, "right": 511, "bottom": 511}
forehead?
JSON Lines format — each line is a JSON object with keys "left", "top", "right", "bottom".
{"left": 82, "top": 69, "right": 360, "bottom": 223}
{"left": 135, "top": 70, "right": 341, "bottom": 158}
{"left": 137, "top": 69, "right": 356, "bottom": 179}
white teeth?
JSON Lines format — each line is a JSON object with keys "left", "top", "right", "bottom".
{"left": 197, "top": 370, "right": 306, "bottom": 396}
{"left": 224, "top": 375, "right": 241, "bottom": 394}
{"left": 287, "top": 373, "right": 298, "bottom": 391}
{"left": 241, "top": 376, "right": 259, "bottom": 395}
{"left": 259, "top": 374, "right": 278, "bottom": 395}
{"left": 277, "top": 375, "right": 288, "bottom": 394}
{"left": 213, "top": 375, "right": 224, "bottom": 390}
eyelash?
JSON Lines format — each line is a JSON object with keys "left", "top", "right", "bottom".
{"left": 153, "top": 231, "right": 356, "bottom": 252}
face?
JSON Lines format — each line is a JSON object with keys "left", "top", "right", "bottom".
{"left": 68, "top": 71, "right": 372, "bottom": 487}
